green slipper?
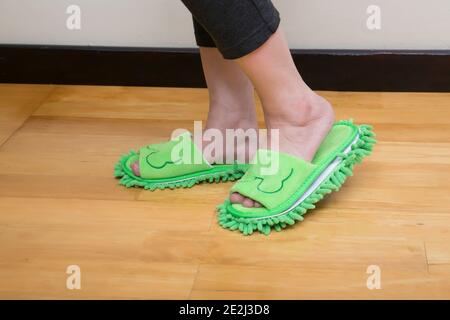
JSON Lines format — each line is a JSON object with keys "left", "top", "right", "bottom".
{"left": 114, "top": 132, "right": 249, "bottom": 190}
{"left": 217, "top": 120, "right": 376, "bottom": 236}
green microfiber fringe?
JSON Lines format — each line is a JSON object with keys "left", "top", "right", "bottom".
{"left": 217, "top": 120, "right": 376, "bottom": 236}
{"left": 114, "top": 150, "right": 246, "bottom": 191}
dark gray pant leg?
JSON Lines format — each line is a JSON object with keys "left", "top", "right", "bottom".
{"left": 182, "top": 0, "right": 280, "bottom": 59}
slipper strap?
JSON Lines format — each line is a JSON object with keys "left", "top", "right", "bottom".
{"left": 230, "top": 149, "right": 317, "bottom": 210}
{"left": 139, "top": 132, "right": 211, "bottom": 179}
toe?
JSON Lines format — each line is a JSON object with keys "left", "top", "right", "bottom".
{"left": 230, "top": 192, "right": 245, "bottom": 203}
{"left": 242, "top": 197, "right": 255, "bottom": 208}
{"left": 230, "top": 192, "right": 264, "bottom": 208}
{"left": 131, "top": 161, "right": 140, "bottom": 176}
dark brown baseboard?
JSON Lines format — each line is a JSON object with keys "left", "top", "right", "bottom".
{"left": 0, "top": 45, "right": 449, "bottom": 92}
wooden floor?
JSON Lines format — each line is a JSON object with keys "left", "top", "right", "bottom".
{"left": 0, "top": 84, "right": 449, "bottom": 299}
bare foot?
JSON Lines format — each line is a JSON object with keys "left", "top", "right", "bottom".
{"left": 230, "top": 91, "right": 335, "bottom": 208}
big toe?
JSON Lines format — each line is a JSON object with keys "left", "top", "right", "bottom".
{"left": 131, "top": 161, "right": 141, "bottom": 176}
{"left": 230, "top": 192, "right": 245, "bottom": 204}
{"left": 230, "top": 192, "right": 263, "bottom": 208}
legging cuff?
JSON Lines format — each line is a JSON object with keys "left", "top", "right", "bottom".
{"left": 219, "top": 13, "right": 280, "bottom": 59}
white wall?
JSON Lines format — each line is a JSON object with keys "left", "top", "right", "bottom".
{"left": 0, "top": 0, "right": 449, "bottom": 49}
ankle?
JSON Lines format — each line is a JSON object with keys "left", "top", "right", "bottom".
{"left": 206, "top": 102, "right": 257, "bottom": 131}
{"left": 265, "top": 91, "right": 334, "bottom": 129}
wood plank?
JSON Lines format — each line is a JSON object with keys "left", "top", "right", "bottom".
{"left": 34, "top": 85, "right": 211, "bottom": 121}
{"left": 210, "top": 207, "right": 450, "bottom": 243}
{"left": 328, "top": 91, "right": 450, "bottom": 125}
{"left": 191, "top": 263, "right": 449, "bottom": 299}
{"left": 0, "top": 260, "right": 197, "bottom": 299}
{"left": 0, "top": 84, "right": 54, "bottom": 146}
{"left": 34, "top": 87, "right": 450, "bottom": 125}
{"left": 0, "top": 197, "right": 213, "bottom": 234}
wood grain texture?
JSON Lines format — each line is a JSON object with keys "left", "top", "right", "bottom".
{"left": 0, "top": 84, "right": 54, "bottom": 146}
{"left": 0, "top": 84, "right": 449, "bottom": 299}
